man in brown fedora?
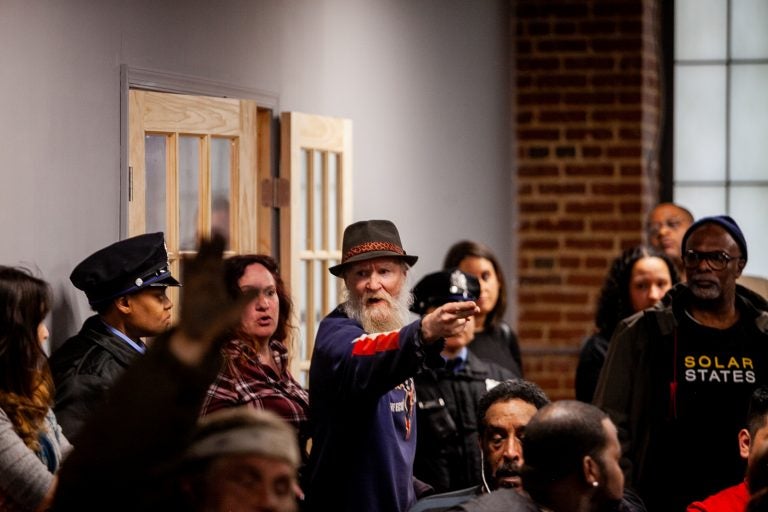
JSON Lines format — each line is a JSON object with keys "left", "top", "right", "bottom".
{"left": 305, "top": 220, "right": 479, "bottom": 512}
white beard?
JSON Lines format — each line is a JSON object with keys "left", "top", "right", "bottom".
{"left": 342, "top": 288, "right": 414, "bottom": 333}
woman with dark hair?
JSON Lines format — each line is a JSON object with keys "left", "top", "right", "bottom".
{"left": 575, "top": 245, "right": 680, "bottom": 402}
{"left": 443, "top": 240, "right": 522, "bottom": 377}
{"left": 0, "top": 266, "right": 71, "bottom": 511}
{"left": 201, "top": 255, "right": 309, "bottom": 458}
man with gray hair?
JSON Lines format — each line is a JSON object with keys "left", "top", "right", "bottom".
{"left": 306, "top": 220, "right": 479, "bottom": 512}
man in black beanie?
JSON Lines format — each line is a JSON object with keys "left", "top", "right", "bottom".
{"left": 595, "top": 215, "right": 768, "bottom": 512}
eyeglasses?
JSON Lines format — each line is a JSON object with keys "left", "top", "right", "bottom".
{"left": 647, "top": 218, "right": 685, "bottom": 237}
{"left": 683, "top": 250, "right": 741, "bottom": 271}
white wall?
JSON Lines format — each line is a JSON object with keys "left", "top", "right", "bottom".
{"left": 0, "top": 0, "right": 513, "bottom": 345}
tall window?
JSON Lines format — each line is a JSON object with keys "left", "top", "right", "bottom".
{"left": 674, "top": 0, "right": 768, "bottom": 276}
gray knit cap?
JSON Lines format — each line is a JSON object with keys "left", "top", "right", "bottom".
{"left": 185, "top": 407, "right": 300, "bottom": 467}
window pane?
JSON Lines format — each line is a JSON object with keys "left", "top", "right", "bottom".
{"left": 144, "top": 135, "right": 167, "bottom": 234}
{"left": 674, "top": 185, "right": 726, "bottom": 218}
{"left": 313, "top": 150, "right": 323, "bottom": 252}
{"left": 298, "top": 259, "right": 309, "bottom": 387}
{"left": 674, "top": 65, "right": 726, "bottom": 181}
{"left": 731, "top": 64, "right": 768, "bottom": 181}
{"left": 328, "top": 153, "right": 339, "bottom": 252}
{"left": 300, "top": 149, "right": 309, "bottom": 251}
{"left": 211, "top": 137, "right": 232, "bottom": 247}
{"left": 675, "top": 0, "right": 727, "bottom": 60}
{"left": 179, "top": 136, "right": 200, "bottom": 251}
{"left": 731, "top": 0, "right": 768, "bottom": 59}
{"left": 314, "top": 259, "right": 323, "bottom": 328}
{"left": 730, "top": 186, "right": 768, "bottom": 277}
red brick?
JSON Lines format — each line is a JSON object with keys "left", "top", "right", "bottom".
{"left": 520, "top": 238, "right": 560, "bottom": 250}
{"left": 538, "top": 39, "right": 588, "bottom": 53}
{"left": 619, "top": 56, "right": 643, "bottom": 70}
{"left": 591, "top": 38, "right": 642, "bottom": 53}
{"left": 619, "top": 201, "right": 643, "bottom": 214}
{"left": 565, "top": 201, "right": 615, "bottom": 214}
{"left": 619, "top": 127, "right": 642, "bottom": 139}
{"left": 620, "top": 164, "right": 642, "bottom": 176}
{"left": 517, "top": 75, "right": 534, "bottom": 88}
{"left": 519, "top": 275, "right": 563, "bottom": 286}
{"left": 591, "top": 219, "right": 643, "bottom": 231}
{"left": 564, "top": 238, "right": 615, "bottom": 250}
{"left": 593, "top": 3, "right": 643, "bottom": 17}
{"left": 592, "top": 109, "right": 643, "bottom": 122}
{"left": 564, "top": 93, "right": 615, "bottom": 106}
{"left": 579, "top": 20, "right": 617, "bottom": 35}
{"left": 591, "top": 183, "right": 643, "bottom": 195}
{"left": 538, "top": 183, "right": 586, "bottom": 194}
{"left": 517, "top": 110, "right": 534, "bottom": 123}
{"left": 618, "top": 20, "right": 643, "bottom": 35}
{"left": 519, "top": 92, "right": 561, "bottom": 106}
{"left": 554, "top": 21, "right": 577, "bottom": 35}
{"left": 564, "top": 164, "right": 614, "bottom": 177}
{"left": 518, "top": 165, "right": 559, "bottom": 177}
{"left": 559, "top": 256, "right": 580, "bottom": 269}
{"left": 607, "top": 146, "right": 642, "bottom": 158}
{"left": 567, "top": 274, "right": 607, "bottom": 286}
{"left": 518, "top": 58, "right": 560, "bottom": 71}
{"left": 533, "top": 219, "right": 585, "bottom": 231}
{"left": 518, "top": 184, "right": 534, "bottom": 195}
{"left": 563, "top": 57, "right": 615, "bottom": 70}
{"left": 533, "top": 257, "right": 555, "bottom": 269}
{"left": 591, "top": 73, "right": 642, "bottom": 87}
{"left": 518, "top": 128, "right": 560, "bottom": 141}
{"left": 539, "top": 292, "right": 589, "bottom": 304}
{"left": 619, "top": 92, "right": 642, "bottom": 104}
{"left": 516, "top": 2, "right": 588, "bottom": 18}
{"left": 565, "top": 128, "right": 614, "bottom": 140}
{"left": 567, "top": 311, "right": 596, "bottom": 322}
{"left": 519, "top": 310, "right": 563, "bottom": 322}
{"left": 518, "top": 328, "right": 544, "bottom": 340}
{"left": 527, "top": 21, "right": 550, "bottom": 36}
{"left": 517, "top": 41, "right": 533, "bottom": 55}
{"left": 550, "top": 328, "right": 588, "bottom": 341}
{"left": 585, "top": 256, "right": 609, "bottom": 268}
{"left": 556, "top": 146, "right": 577, "bottom": 157}
{"left": 539, "top": 110, "right": 587, "bottom": 123}
{"left": 520, "top": 202, "right": 559, "bottom": 213}
{"left": 528, "top": 147, "right": 550, "bottom": 158}
{"left": 537, "top": 74, "right": 588, "bottom": 88}
{"left": 582, "top": 146, "right": 603, "bottom": 157}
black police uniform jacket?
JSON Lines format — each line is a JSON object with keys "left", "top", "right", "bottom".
{"left": 413, "top": 351, "right": 514, "bottom": 493}
{"left": 50, "top": 315, "right": 143, "bottom": 439}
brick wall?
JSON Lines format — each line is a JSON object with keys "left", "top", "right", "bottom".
{"left": 514, "top": 0, "right": 661, "bottom": 400}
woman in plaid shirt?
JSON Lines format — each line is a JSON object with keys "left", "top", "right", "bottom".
{"left": 201, "top": 255, "right": 310, "bottom": 459}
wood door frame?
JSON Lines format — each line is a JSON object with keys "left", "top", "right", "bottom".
{"left": 119, "top": 65, "right": 279, "bottom": 239}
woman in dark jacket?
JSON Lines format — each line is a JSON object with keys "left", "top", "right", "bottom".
{"left": 443, "top": 240, "right": 522, "bottom": 377}
{"left": 575, "top": 245, "right": 679, "bottom": 402}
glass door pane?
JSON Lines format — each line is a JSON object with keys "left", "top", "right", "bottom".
{"left": 144, "top": 134, "right": 167, "bottom": 234}
{"left": 179, "top": 136, "right": 201, "bottom": 251}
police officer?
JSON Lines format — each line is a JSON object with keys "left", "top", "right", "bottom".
{"left": 411, "top": 269, "right": 515, "bottom": 493}
{"left": 50, "top": 232, "right": 181, "bottom": 438}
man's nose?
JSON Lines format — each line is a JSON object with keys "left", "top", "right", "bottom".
{"left": 366, "top": 273, "right": 383, "bottom": 290}
{"left": 503, "top": 436, "right": 522, "bottom": 461}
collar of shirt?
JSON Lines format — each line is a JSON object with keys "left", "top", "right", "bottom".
{"left": 442, "top": 346, "right": 468, "bottom": 373}
{"left": 101, "top": 320, "right": 146, "bottom": 354}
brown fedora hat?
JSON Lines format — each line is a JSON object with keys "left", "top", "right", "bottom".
{"left": 329, "top": 220, "right": 418, "bottom": 277}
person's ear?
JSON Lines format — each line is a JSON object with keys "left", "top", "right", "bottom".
{"left": 736, "top": 258, "right": 746, "bottom": 277}
{"left": 739, "top": 428, "right": 752, "bottom": 460}
{"left": 583, "top": 455, "right": 601, "bottom": 488}
{"left": 114, "top": 295, "right": 132, "bottom": 315}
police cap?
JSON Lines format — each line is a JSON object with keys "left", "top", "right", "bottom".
{"left": 70, "top": 232, "right": 180, "bottom": 306}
